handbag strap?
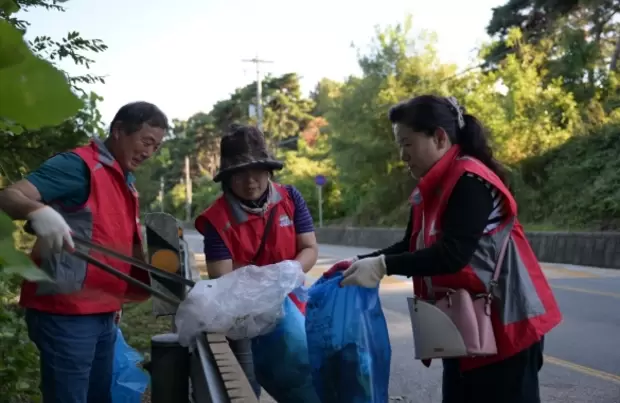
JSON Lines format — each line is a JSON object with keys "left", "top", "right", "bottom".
{"left": 249, "top": 207, "right": 277, "bottom": 265}
{"left": 487, "top": 218, "right": 514, "bottom": 294}
{"left": 423, "top": 217, "right": 515, "bottom": 299}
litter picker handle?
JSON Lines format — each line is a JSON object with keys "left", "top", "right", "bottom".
{"left": 71, "top": 249, "right": 182, "bottom": 306}
{"left": 73, "top": 236, "right": 195, "bottom": 287}
{"left": 24, "top": 221, "right": 195, "bottom": 288}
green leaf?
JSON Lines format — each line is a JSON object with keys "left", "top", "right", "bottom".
{"left": 16, "top": 380, "right": 30, "bottom": 390}
{"left": 0, "top": 0, "right": 19, "bottom": 16}
{"left": 0, "top": 17, "right": 27, "bottom": 69}
{"left": 0, "top": 211, "right": 16, "bottom": 241}
{"left": 0, "top": 120, "right": 25, "bottom": 134}
{"left": 0, "top": 20, "right": 83, "bottom": 130}
{"left": 0, "top": 212, "right": 51, "bottom": 282}
{"left": 0, "top": 240, "right": 52, "bottom": 282}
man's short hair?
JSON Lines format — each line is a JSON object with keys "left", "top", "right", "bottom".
{"left": 110, "top": 101, "right": 169, "bottom": 136}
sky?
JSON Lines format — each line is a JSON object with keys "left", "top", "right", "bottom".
{"left": 19, "top": 0, "right": 505, "bottom": 125}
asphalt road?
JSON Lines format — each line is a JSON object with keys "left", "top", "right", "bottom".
{"left": 184, "top": 232, "right": 620, "bottom": 403}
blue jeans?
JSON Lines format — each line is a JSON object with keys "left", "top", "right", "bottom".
{"left": 25, "top": 309, "right": 117, "bottom": 403}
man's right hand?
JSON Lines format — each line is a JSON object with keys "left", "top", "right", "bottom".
{"left": 27, "top": 206, "right": 75, "bottom": 254}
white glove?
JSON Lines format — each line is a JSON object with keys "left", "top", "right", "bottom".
{"left": 340, "top": 255, "right": 387, "bottom": 288}
{"left": 27, "top": 206, "right": 74, "bottom": 254}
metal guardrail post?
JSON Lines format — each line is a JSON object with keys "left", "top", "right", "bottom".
{"left": 190, "top": 333, "right": 231, "bottom": 403}
{"left": 151, "top": 333, "right": 190, "bottom": 403}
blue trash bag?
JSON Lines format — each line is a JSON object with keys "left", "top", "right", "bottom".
{"left": 112, "top": 326, "right": 149, "bottom": 403}
{"left": 252, "top": 296, "right": 321, "bottom": 403}
{"left": 291, "top": 285, "right": 309, "bottom": 303}
{"left": 305, "top": 273, "right": 392, "bottom": 403}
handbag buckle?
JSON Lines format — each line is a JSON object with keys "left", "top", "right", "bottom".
{"left": 445, "top": 289, "right": 455, "bottom": 307}
{"left": 475, "top": 293, "right": 493, "bottom": 316}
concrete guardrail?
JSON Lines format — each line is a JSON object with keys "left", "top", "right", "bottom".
{"left": 169, "top": 220, "right": 620, "bottom": 269}
{"left": 314, "top": 227, "right": 620, "bottom": 270}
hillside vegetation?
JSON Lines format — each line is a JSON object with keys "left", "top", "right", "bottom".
{"left": 134, "top": 12, "right": 620, "bottom": 231}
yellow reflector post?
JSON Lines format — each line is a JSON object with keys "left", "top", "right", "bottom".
{"left": 151, "top": 249, "right": 180, "bottom": 273}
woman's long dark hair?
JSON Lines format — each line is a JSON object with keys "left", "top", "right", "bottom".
{"left": 388, "top": 95, "right": 508, "bottom": 184}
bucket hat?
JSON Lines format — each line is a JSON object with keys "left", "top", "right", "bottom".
{"left": 213, "top": 124, "right": 283, "bottom": 182}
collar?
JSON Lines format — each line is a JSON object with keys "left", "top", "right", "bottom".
{"left": 92, "top": 137, "right": 115, "bottom": 165}
{"left": 92, "top": 137, "right": 135, "bottom": 184}
{"left": 224, "top": 181, "right": 282, "bottom": 221}
{"left": 414, "top": 144, "right": 461, "bottom": 203}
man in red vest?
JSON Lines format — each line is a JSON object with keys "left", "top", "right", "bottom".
{"left": 0, "top": 101, "right": 168, "bottom": 403}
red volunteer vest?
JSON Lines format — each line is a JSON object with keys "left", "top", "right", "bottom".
{"left": 20, "top": 140, "right": 150, "bottom": 314}
{"left": 409, "top": 145, "right": 562, "bottom": 371}
{"left": 195, "top": 183, "right": 306, "bottom": 313}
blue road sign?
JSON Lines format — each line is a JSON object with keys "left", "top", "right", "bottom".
{"left": 315, "top": 174, "right": 327, "bottom": 187}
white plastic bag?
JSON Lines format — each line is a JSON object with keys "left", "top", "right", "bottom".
{"left": 175, "top": 260, "right": 305, "bottom": 347}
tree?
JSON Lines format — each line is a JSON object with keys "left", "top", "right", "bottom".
{"left": 278, "top": 119, "right": 347, "bottom": 222}
{"left": 1, "top": 92, "right": 105, "bottom": 182}
{"left": 313, "top": 17, "right": 608, "bottom": 230}
{"left": 310, "top": 78, "right": 343, "bottom": 117}
{"left": 207, "top": 72, "right": 316, "bottom": 150}
{"left": 465, "top": 28, "right": 582, "bottom": 164}
{"left": 134, "top": 73, "right": 319, "bottom": 216}
{"left": 325, "top": 17, "right": 461, "bottom": 225}
{"left": 485, "top": 0, "right": 620, "bottom": 103}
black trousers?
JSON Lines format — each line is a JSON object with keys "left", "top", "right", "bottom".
{"left": 442, "top": 338, "right": 544, "bottom": 403}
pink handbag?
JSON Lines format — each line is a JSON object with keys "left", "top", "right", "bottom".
{"left": 406, "top": 216, "right": 512, "bottom": 360}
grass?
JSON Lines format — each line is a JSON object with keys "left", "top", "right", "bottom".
{"left": 119, "top": 300, "right": 173, "bottom": 356}
{"left": 118, "top": 301, "right": 177, "bottom": 403}
{"left": 523, "top": 223, "right": 569, "bottom": 232}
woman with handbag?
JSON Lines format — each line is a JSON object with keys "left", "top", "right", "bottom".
{"left": 338, "top": 95, "right": 562, "bottom": 403}
{"left": 194, "top": 123, "right": 319, "bottom": 399}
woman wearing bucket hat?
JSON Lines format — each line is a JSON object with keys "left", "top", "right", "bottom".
{"left": 194, "top": 123, "right": 319, "bottom": 398}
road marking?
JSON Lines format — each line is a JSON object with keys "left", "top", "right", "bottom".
{"left": 541, "top": 266, "right": 598, "bottom": 279}
{"left": 195, "top": 253, "right": 620, "bottom": 296}
{"left": 544, "top": 355, "right": 620, "bottom": 385}
{"left": 380, "top": 306, "right": 620, "bottom": 386}
{"left": 551, "top": 285, "right": 620, "bottom": 299}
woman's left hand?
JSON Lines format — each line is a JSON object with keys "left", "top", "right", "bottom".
{"left": 341, "top": 255, "right": 387, "bottom": 288}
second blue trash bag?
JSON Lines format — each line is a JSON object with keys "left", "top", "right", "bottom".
{"left": 112, "top": 326, "right": 149, "bottom": 403}
{"left": 252, "top": 296, "right": 321, "bottom": 403}
{"left": 306, "top": 273, "right": 391, "bottom": 403}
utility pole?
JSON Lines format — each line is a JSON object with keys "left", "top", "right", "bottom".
{"left": 242, "top": 55, "right": 273, "bottom": 131}
{"left": 159, "top": 176, "right": 165, "bottom": 212}
{"left": 184, "top": 156, "right": 192, "bottom": 222}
